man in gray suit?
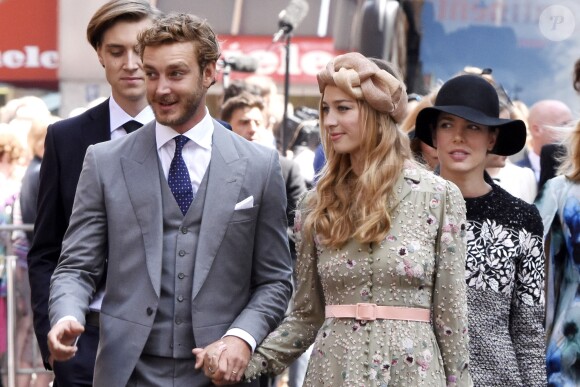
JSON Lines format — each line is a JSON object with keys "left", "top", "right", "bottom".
{"left": 47, "top": 13, "right": 293, "bottom": 386}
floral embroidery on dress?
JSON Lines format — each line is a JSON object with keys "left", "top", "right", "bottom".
{"left": 396, "top": 258, "right": 425, "bottom": 279}
{"left": 429, "top": 195, "right": 441, "bottom": 208}
{"left": 244, "top": 166, "right": 472, "bottom": 386}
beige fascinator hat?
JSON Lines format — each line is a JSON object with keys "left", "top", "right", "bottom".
{"left": 316, "top": 52, "right": 407, "bottom": 123}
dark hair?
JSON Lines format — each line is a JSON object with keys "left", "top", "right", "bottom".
{"left": 222, "top": 80, "right": 261, "bottom": 104}
{"left": 220, "top": 92, "right": 264, "bottom": 123}
{"left": 86, "top": 0, "right": 161, "bottom": 50}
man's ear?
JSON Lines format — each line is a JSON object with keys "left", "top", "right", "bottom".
{"left": 203, "top": 62, "right": 217, "bottom": 89}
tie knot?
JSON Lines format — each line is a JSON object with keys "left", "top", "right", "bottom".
{"left": 174, "top": 135, "right": 189, "bottom": 151}
{"left": 123, "top": 120, "right": 142, "bottom": 134}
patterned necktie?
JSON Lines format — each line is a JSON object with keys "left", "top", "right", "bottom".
{"left": 168, "top": 135, "right": 193, "bottom": 215}
{"left": 123, "top": 120, "right": 142, "bottom": 134}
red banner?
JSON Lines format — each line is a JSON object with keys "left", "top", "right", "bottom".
{"left": 0, "top": 0, "right": 58, "bottom": 88}
{"left": 220, "top": 35, "right": 341, "bottom": 85}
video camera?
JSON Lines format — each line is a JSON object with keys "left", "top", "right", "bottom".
{"left": 284, "top": 106, "right": 320, "bottom": 153}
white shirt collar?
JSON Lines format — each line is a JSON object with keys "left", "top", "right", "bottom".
{"left": 108, "top": 96, "right": 155, "bottom": 133}
{"left": 528, "top": 149, "right": 541, "bottom": 180}
{"left": 155, "top": 108, "right": 214, "bottom": 150}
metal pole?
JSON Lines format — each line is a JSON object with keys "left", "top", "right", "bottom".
{"left": 281, "top": 33, "right": 291, "bottom": 154}
{"left": 6, "top": 255, "right": 16, "bottom": 387}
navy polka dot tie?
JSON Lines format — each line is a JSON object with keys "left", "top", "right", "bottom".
{"left": 168, "top": 135, "right": 193, "bottom": 215}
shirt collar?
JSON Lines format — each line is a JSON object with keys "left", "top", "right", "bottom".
{"left": 155, "top": 108, "right": 214, "bottom": 150}
{"left": 529, "top": 149, "right": 540, "bottom": 172}
{"left": 108, "top": 96, "right": 155, "bottom": 133}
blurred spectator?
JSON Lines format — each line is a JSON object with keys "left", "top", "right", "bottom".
{"left": 400, "top": 89, "right": 439, "bottom": 169}
{"left": 245, "top": 74, "right": 284, "bottom": 132}
{"left": 574, "top": 58, "right": 580, "bottom": 93}
{"left": 485, "top": 154, "right": 536, "bottom": 203}
{"left": 0, "top": 125, "right": 51, "bottom": 387}
{"left": 313, "top": 143, "right": 325, "bottom": 182}
{"left": 221, "top": 79, "right": 261, "bottom": 106}
{"left": 516, "top": 100, "right": 573, "bottom": 181}
{"left": 486, "top": 98, "right": 537, "bottom": 203}
{"left": 536, "top": 119, "right": 580, "bottom": 386}
{"left": 0, "top": 96, "right": 50, "bottom": 125}
{"left": 221, "top": 91, "right": 267, "bottom": 143}
{"left": 287, "top": 114, "right": 319, "bottom": 188}
{"left": 20, "top": 115, "right": 61, "bottom": 243}
{"left": 538, "top": 143, "right": 567, "bottom": 200}
{"left": 534, "top": 56, "right": 580, "bottom": 387}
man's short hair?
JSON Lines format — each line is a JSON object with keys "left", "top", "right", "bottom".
{"left": 137, "top": 13, "right": 221, "bottom": 71}
{"left": 220, "top": 92, "right": 265, "bottom": 123}
{"left": 86, "top": 0, "right": 161, "bottom": 51}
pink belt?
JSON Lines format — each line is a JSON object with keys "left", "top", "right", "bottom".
{"left": 325, "top": 303, "right": 431, "bottom": 322}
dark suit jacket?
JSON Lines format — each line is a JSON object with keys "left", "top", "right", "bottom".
{"left": 20, "top": 156, "right": 42, "bottom": 243}
{"left": 27, "top": 99, "right": 111, "bottom": 367}
{"left": 515, "top": 148, "right": 533, "bottom": 170}
{"left": 279, "top": 156, "right": 306, "bottom": 229}
{"left": 279, "top": 156, "right": 307, "bottom": 261}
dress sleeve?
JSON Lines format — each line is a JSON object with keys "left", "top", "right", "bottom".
{"left": 509, "top": 205, "right": 547, "bottom": 386}
{"left": 535, "top": 177, "right": 561, "bottom": 238}
{"left": 533, "top": 177, "right": 563, "bottom": 345}
{"left": 244, "top": 196, "right": 325, "bottom": 381}
{"left": 432, "top": 182, "right": 473, "bottom": 387}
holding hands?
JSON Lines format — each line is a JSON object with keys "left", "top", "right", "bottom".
{"left": 193, "top": 336, "right": 251, "bottom": 385}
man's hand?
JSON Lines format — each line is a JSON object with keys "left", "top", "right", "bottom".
{"left": 193, "top": 336, "right": 251, "bottom": 385}
{"left": 47, "top": 320, "right": 84, "bottom": 362}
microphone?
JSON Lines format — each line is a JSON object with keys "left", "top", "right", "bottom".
{"left": 273, "top": 0, "right": 309, "bottom": 43}
{"left": 221, "top": 55, "right": 258, "bottom": 73}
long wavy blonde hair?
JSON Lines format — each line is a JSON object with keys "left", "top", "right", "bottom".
{"left": 558, "top": 120, "right": 580, "bottom": 182}
{"left": 302, "top": 54, "right": 412, "bottom": 249}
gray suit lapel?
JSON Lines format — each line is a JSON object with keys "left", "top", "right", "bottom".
{"left": 121, "top": 122, "right": 164, "bottom": 297}
{"left": 192, "top": 123, "right": 247, "bottom": 300}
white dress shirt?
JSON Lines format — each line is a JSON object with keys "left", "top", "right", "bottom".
{"left": 528, "top": 150, "right": 541, "bottom": 182}
{"left": 108, "top": 96, "right": 155, "bottom": 139}
{"left": 155, "top": 109, "right": 257, "bottom": 351}
{"left": 155, "top": 108, "right": 213, "bottom": 191}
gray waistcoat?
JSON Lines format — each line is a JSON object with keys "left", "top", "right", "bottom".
{"left": 142, "top": 163, "right": 209, "bottom": 358}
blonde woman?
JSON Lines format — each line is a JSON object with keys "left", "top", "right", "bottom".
{"left": 537, "top": 120, "right": 580, "bottom": 385}
{"left": 203, "top": 53, "right": 472, "bottom": 386}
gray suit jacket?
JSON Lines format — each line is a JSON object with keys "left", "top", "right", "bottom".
{"left": 49, "top": 120, "right": 293, "bottom": 386}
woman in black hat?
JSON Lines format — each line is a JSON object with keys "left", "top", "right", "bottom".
{"left": 415, "top": 74, "right": 546, "bottom": 386}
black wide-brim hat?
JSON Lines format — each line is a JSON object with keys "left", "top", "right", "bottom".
{"left": 415, "top": 74, "right": 526, "bottom": 156}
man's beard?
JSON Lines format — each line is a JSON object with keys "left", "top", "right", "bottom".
{"left": 153, "top": 91, "right": 203, "bottom": 128}
{"left": 151, "top": 75, "right": 205, "bottom": 128}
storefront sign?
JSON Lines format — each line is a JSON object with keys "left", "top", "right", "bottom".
{"left": 220, "top": 35, "right": 340, "bottom": 84}
{"left": 0, "top": 0, "right": 58, "bottom": 87}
